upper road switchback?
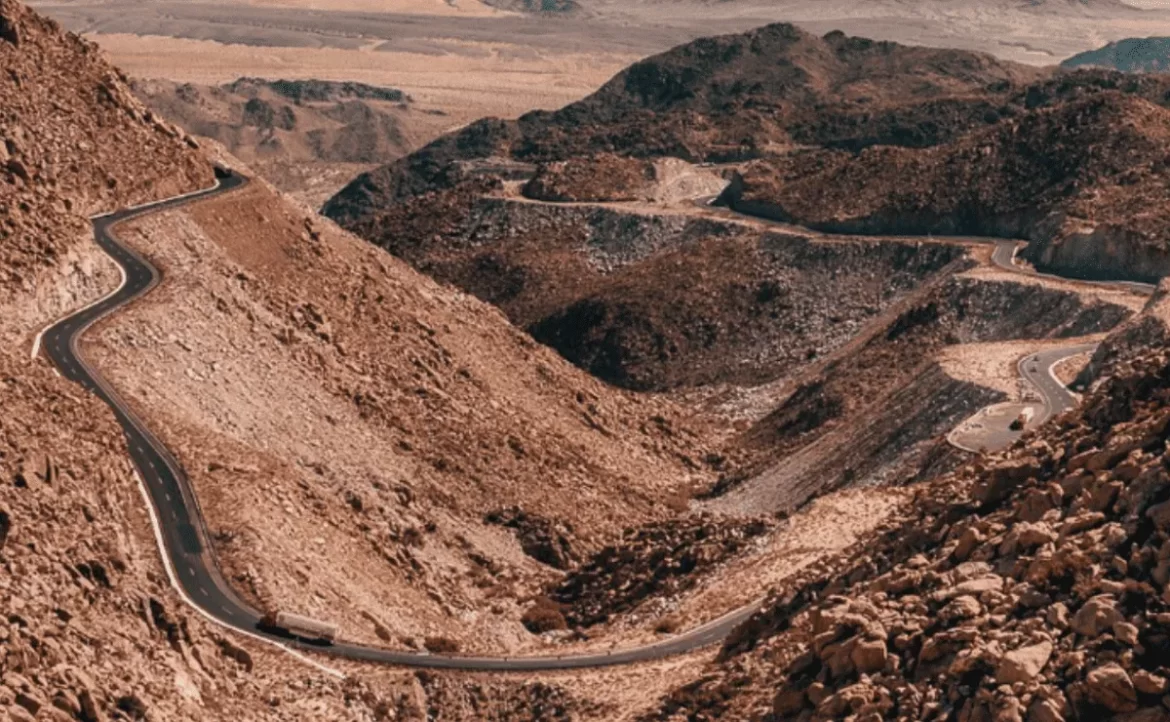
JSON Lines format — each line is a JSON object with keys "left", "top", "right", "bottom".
{"left": 697, "top": 194, "right": 1156, "bottom": 452}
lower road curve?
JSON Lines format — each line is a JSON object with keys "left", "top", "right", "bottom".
{"left": 37, "top": 169, "right": 764, "bottom": 671}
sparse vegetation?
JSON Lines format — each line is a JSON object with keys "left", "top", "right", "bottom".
{"left": 520, "top": 597, "right": 569, "bottom": 634}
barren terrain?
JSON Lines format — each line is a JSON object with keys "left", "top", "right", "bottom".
{"left": 11, "top": 0, "right": 1170, "bottom": 718}
{"left": 30, "top": 0, "right": 1170, "bottom": 68}
{"left": 132, "top": 77, "right": 442, "bottom": 207}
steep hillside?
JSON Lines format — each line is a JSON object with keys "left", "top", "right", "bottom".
{"left": 643, "top": 302, "right": 1170, "bottom": 721}
{"left": 1, "top": 0, "right": 211, "bottom": 291}
{"left": 1, "top": 1, "right": 424, "bottom": 719}
{"left": 1064, "top": 36, "right": 1170, "bottom": 72}
{"left": 0, "top": 0, "right": 720, "bottom": 716}
{"left": 724, "top": 91, "right": 1170, "bottom": 282}
{"left": 348, "top": 188, "right": 975, "bottom": 391}
{"left": 87, "top": 174, "right": 718, "bottom": 653}
{"left": 714, "top": 270, "right": 1137, "bottom": 513}
{"left": 322, "top": 23, "right": 1042, "bottom": 222}
{"left": 134, "top": 77, "right": 435, "bottom": 207}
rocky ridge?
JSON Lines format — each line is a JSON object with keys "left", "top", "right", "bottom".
{"left": 1, "top": 0, "right": 211, "bottom": 298}
{"left": 723, "top": 90, "right": 1170, "bottom": 282}
{"left": 1063, "top": 37, "right": 1170, "bottom": 73}
{"left": 549, "top": 514, "right": 772, "bottom": 628}
{"left": 322, "top": 23, "right": 1042, "bottom": 222}
{"left": 645, "top": 311, "right": 1170, "bottom": 720}
{"left": 133, "top": 76, "right": 434, "bottom": 207}
{"left": 341, "top": 189, "right": 971, "bottom": 391}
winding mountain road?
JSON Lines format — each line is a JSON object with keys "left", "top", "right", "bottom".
{"left": 36, "top": 169, "right": 764, "bottom": 671}
{"left": 36, "top": 172, "right": 1156, "bottom": 672}
{"left": 695, "top": 195, "right": 1156, "bottom": 451}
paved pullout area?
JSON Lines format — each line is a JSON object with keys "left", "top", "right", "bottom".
{"left": 948, "top": 240, "right": 1154, "bottom": 452}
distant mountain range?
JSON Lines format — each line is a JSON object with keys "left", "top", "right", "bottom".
{"left": 1063, "top": 36, "right": 1170, "bottom": 72}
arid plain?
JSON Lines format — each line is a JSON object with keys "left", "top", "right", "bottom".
{"left": 30, "top": 0, "right": 1170, "bottom": 124}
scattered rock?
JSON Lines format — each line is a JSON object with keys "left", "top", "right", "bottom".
{"left": 996, "top": 641, "right": 1053, "bottom": 685}
{"left": 1083, "top": 663, "right": 1138, "bottom": 713}
{"left": 484, "top": 506, "right": 577, "bottom": 570}
{"left": 1071, "top": 595, "right": 1122, "bottom": 638}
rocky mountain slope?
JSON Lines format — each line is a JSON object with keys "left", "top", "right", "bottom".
{"left": 0, "top": 0, "right": 728, "bottom": 716}
{"left": 641, "top": 298, "right": 1170, "bottom": 720}
{"left": 134, "top": 77, "right": 438, "bottom": 208}
{"left": 1, "top": 1, "right": 430, "bottom": 719}
{"left": 723, "top": 89, "right": 1170, "bottom": 282}
{"left": 321, "top": 23, "right": 1043, "bottom": 222}
{"left": 369, "top": 191, "right": 968, "bottom": 391}
{"left": 315, "top": 25, "right": 1162, "bottom": 521}
{"left": 1063, "top": 36, "right": 1170, "bottom": 73}
{"left": 89, "top": 171, "right": 720, "bottom": 655}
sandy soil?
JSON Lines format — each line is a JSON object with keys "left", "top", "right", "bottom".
{"left": 246, "top": 0, "right": 507, "bottom": 16}
{"left": 32, "top": 0, "right": 1170, "bottom": 70}
{"left": 88, "top": 34, "right": 636, "bottom": 126}
{"left": 938, "top": 336, "right": 1106, "bottom": 398}
{"left": 1053, "top": 349, "right": 1095, "bottom": 385}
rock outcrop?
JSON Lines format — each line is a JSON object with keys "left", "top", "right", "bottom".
{"left": 550, "top": 514, "right": 770, "bottom": 627}
{"left": 322, "top": 23, "right": 1042, "bottom": 221}
{"left": 723, "top": 91, "right": 1170, "bottom": 283}
{"left": 1, "top": 0, "right": 211, "bottom": 292}
{"left": 647, "top": 337, "right": 1170, "bottom": 720}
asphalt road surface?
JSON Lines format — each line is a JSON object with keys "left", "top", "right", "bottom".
{"left": 949, "top": 342, "right": 1100, "bottom": 453}
{"left": 38, "top": 169, "right": 765, "bottom": 670}
{"left": 1022, "top": 344, "right": 1101, "bottom": 423}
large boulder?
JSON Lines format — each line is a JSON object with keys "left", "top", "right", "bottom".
{"left": 996, "top": 641, "right": 1053, "bottom": 685}
{"left": 1083, "top": 663, "right": 1138, "bottom": 713}
{"left": 1070, "top": 595, "right": 1122, "bottom": 638}
{"left": 972, "top": 457, "right": 1041, "bottom": 506}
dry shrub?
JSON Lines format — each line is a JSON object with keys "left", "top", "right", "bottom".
{"left": 521, "top": 596, "right": 568, "bottom": 634}
{"left": 423, "top": 636, "right": 461, "bottom": 654}
{"left": 654, "top": 614, "right": 681, "bottom": 634}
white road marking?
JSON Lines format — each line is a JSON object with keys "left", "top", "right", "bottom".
{"left": 130, "top": 470, "right": 344, "bottom": 679}
{"left": 32, "top": 250, "right": 128, "bottom": 364}
{"left": 92, "top": 177, "right": 221, "bottom": 219}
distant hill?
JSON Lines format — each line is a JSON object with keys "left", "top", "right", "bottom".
{"left": 134, "top": 77, "right": 446, "bottom": 206}
{"left": 1062, "top": 36, "right": 1170, "bottom": 72}
{"left": 322, "top": 23, "right": 1043, "bottom": 221}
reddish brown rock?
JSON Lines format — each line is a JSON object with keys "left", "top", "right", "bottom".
{"left": 1084, "top": 664, "right": 1138, "bottom": 713}
{"left": 996, "top": 641, "right": 1054, "bottom": 685}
